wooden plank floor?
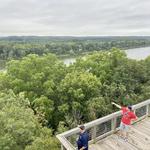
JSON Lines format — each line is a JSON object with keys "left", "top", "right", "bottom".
{"left": 90, "top": 117, "right": 150, "bottom": 150}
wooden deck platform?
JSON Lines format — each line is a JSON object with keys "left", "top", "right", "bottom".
{"left": 90, "top": 117, "right": 150, "bottom": 150}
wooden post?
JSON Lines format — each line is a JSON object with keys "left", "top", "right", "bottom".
{"left": 145, "top": 104, "right": 150, "bottom": 117}
{"left": 61, "top": 144, "right": 65, "bottom": 150}
{"left": 91, "top": 126, "right": 97, "bottom": 143}
{"left": 146, "top": 104, "right": 149, "bottom": 116}
{"left": 111, "top": 117, "right": 117, "bottom": 132}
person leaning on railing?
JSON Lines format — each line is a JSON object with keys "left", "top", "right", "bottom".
{"left": 111, "top": 102, "right": 137, "bottom": 141}
{"left": 76, "top": 125, "right": 89, "bottom": 150}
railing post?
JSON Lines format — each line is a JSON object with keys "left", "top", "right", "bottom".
{"left": 61, "top": 144, "right": 65, "bottom": 150}
{"left": 149, "top": 104, "right": 150, "bottom": 117}
{"left": 111, "top": 117, "right": 117, "bottom": 132}
{"left": 145, "top": 104, "right": 150, "bottom": 117}
{"left": 146, "top": 104, "right": 149, "bottom": 116}
{"left": 91, "top": 126, "right": 97, "bottom": 142}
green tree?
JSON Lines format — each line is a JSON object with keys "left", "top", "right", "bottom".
{"left": 5, "top": 54, "right": 66, "bottom": 128}
{"left": 86, "top": 97, "right": 111, "bottom": 120}
{"left": 0, "top": 91, "right": 59, "bottom": 150}
{"left": 57, "top": 71, "right": 101, "bottom": 127}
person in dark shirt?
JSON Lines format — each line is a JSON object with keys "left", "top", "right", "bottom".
{"left": 77, "top": 125, "right": 89, "bottom": 150}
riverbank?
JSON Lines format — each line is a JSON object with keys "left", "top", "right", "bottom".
{"left": 1, "top": 46, "right": 150, "bottom": 69}
{"left": 63, "top": 46, "right": 150, "bottom": 65}
{"left": 59, "top": 45, "right": 150, "bottom": 59}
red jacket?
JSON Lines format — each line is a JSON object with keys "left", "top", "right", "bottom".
{"left": 121, "top": 107, "right": 137, "bottom": 125}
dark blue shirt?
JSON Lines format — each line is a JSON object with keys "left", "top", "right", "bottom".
{"left": 77, "top": 131, "right": 89, "bottom": 150}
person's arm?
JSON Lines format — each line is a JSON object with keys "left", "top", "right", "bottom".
{"left": 80, "top": 147, "right": 86, "bottom": 150}
{"left": 131, "top": 112, "right": 138, "bottom": 120}
{"left": 77, "top": 136, "right": 82, "bottom": 149}
{"left": 80, "top": 145, "right": 87, "bottom": 150}
{"left": 111, "top": 102, "right": 121, "bottom": 109}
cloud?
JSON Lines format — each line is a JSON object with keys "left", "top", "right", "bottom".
{"left": 0, "top": 0, "right": 150, "bottom": 36}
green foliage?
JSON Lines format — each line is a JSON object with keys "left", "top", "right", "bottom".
{"left": 0, "top": 37, "right": 150, "bottom": 61}
{"left": 33, "top": 96, "right": 54, "bottom": 125}
{"left": 57, "top": 71, "right": 101, "bottom": 127}
{"left": 0, "top": 91, "right": 59, "bottom": 150}
{"left": 0, "top": 48, "right": 150, "bottom": 149}
{"left": 72, "top": 48, "right": 149, "bottom": 104}
{"left": 86, "top": 97, "right": 111, "bottom": 120}
{"left": 58, "top": 71, "right": 101, "bottom": 102}
{"left": 25, "top": 128, "right": 59, "bottom": 150}
{"left": 5, "top": 54, "right": 66, "bottom": 128}
{"left": 7, "top": 54, "right": 65, "bottom": 96}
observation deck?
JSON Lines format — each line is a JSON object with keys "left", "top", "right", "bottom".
{"left": 57, "top": 99, "right": 150, "bottom": 150}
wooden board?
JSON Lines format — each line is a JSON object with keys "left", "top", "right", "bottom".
{"left": 90, "top": 117, "right": 150, "bottom": 150}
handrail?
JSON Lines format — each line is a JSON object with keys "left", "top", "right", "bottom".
{"left": 56, "top": 134, "right": 76, "bottom": 150}
{"left": 61, "top": 111, "right": 121, "bottom": 137}
{"left": 57, "top": 99, "right": 150, "bottom": 150}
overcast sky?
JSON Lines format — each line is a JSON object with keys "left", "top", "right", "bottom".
{"left": 0, "top": 0, "right": 150, "bottom": 36}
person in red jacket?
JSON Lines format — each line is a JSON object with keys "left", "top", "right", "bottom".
{"left": 112, "top": 102, "right": 137, "bottom": 141}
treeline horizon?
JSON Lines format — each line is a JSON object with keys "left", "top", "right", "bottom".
{"left": 0, "top": 36, "right": 150, "bottom": 61}
{"left": 1, "top": 35, "right": 150, "bottom": 41}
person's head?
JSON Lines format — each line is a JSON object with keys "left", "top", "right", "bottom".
{"left": 128, "top": 105, "right": 133, "bottom": 111}
{"left": 79, "top": 125, "right": 85, "bottom": 133}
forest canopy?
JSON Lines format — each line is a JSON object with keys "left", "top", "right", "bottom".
{"left": 0, "top": 48, "right": 150, "bottom": 149}
{"left": 0, "top": 36, "right": 150, "bottom": 60}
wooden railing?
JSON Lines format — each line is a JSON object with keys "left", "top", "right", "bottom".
{"left": 56, "top": 99, "right": 150, "bottom": 150}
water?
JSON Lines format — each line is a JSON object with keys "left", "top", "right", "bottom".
{"left": 63, "top": 47, "right": 150, "bottom": 65}
{"left": 63, "top": 58, "right": 76, "bottom": 66}
{"left": 125, "top": 47, "right": 150, "bottom": 60}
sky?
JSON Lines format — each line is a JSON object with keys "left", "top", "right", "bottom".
{"left": 0, "top": 0, "right": 150, "bottom": 36}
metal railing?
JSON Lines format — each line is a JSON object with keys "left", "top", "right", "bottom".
{"left": 56, "top": 99, "right": 150, "bottom": 150}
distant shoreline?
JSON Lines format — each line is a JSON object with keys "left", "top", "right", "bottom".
{"left": 1, "top": 46, "right": 150, "bottom": 69}
{"left": 60, "top": 45, "right": 150, "bottom": 59}
{"left": 63, "top": 46, "right": 150, "bottom": 65}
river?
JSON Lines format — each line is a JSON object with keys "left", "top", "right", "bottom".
{"left": 0, "top": 47, "right": 150, "bottom": 70}
{"left": 63, "top": 47, "right": 150, "bottom": 65}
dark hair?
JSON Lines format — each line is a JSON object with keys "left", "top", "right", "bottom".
{"left": 128, "top": 105, "right": 132, "bottom": 110}
{"left": 79, "top": 125, "right": 85, "bottom": 130}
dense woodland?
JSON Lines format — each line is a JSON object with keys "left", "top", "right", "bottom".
{"left": 0, "top": 46, "right": 150, "bottom": 149}
{"left": 0, "top": 36, "right": 150, "bottom": 60}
